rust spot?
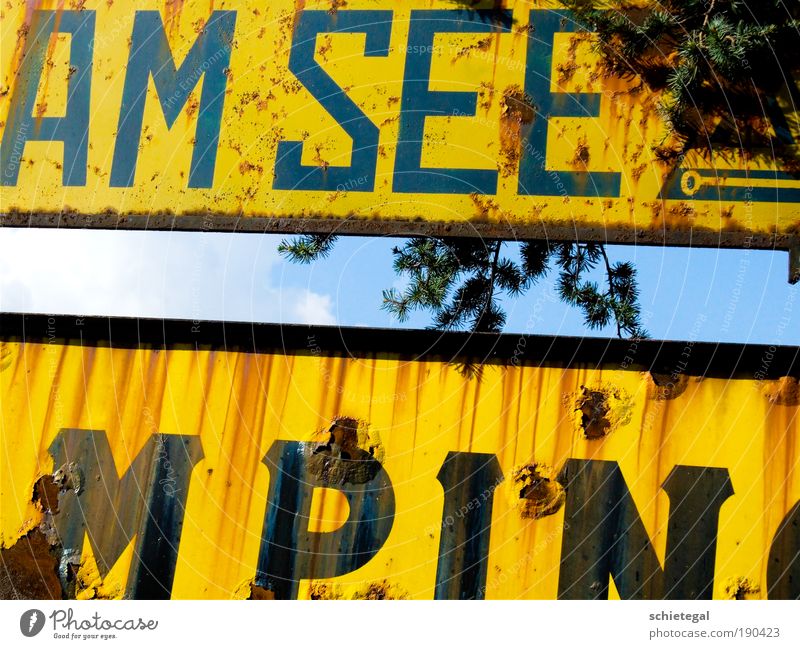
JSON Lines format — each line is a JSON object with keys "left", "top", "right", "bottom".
{"left": 630, "top": 162, "right": 647, "bottom": 182}
{"left": 576, "top": 387, "right": 611, "bottom": 438}
{"left": 452, "top": 36, "right": 492, "bottom": 62}
{"left": 469, "top": 193, "right": 502, "bottom": 220}
{"left": 477, "top": 81, "right": 494, "bottom": 111}
{"left": 307, "top": 417, "right": 383, "bottom": 485}
{"left": 256, "top": 92, "right": 274, "bottom": 111}
{"left": 352, "top": 580, "right": 407, "bottom": 600}
{"left": 248, "top": 584, "right": 276, "bottom": 600}
{"left": 514, "top": 22, "right": 535, "bottom": 36}
{"left": 570, "top": 137, "right": 590, "bottom": 167}
{"left": 32, "top": 475, "right": 60, "bottom": 515}
{"left": 317, "top": 34, "right": 332, "bottom": 61}
{"left": 555, "top": 34, "right": 582, "bottom": 86}
{"left": 665, "top": 202, "right": 697, "bottom": 228}
{"left": 328, "top": 0, "right": 347, "bottom": 15}
{"left": 232, "top": 579, "right": 275, "bottom": 600}
{"left": 501, "top": 85, "right": 535, "bottom": 125}
{"left": 723, "top": 576, "right": 760, "bottom": 600}
{"left": 163, "top": 0, "right": 186, "bottom": 33}
{"left": 647, "top": 371, "right": 689, "bottom": 401}
{"left": 763, "top": 376, "right": 800, "bottom": 406}
{"left": 52, "top": 461, "right": 83, "bottom": 495}
{"left": 557, "top": 59, "right": 578, "bottom": 86}
{"left": 312, "top": 144, "right": 330, "bottom": 171}
{"left": 238, "top": 160, "right": 263, "bottom": 175}
{"left": 0, "top": 529, "right": 63, "bottom": 599}
{"left": 308, "top": 581, "right": 341, "bottom": 600}
{"left": 16, "top": 469, "right": 95, "bottom": 598}
{"left": 568, "top": 385, "right": 633, "bottom": 439}
{"left": 499, "top": 86, "right": 535, "bottom": 178}
{"left": 185, "top": 92, "right": 199, "bottom": 118}
{"left": 512, "top": 464, "right": 565, "bottom": 519}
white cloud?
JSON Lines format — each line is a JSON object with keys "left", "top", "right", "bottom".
{"left": 0, "top": 229, "right": 336, "bottom": 326}
{"left": 287, "top": 290, "right": 336, "bottom": 325}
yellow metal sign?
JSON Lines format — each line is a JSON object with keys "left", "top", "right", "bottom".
{"left": 1, "top": 1, "right": 799, "bottom": 250}
{"left": 1, "top": 314, "right": 799, "bottom": 600}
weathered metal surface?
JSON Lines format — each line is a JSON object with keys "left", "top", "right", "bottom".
{"left": 1, "top": 313, "right": 799, "bottom": 600}
{"left": 1, "top": 1, "right": 800, "bottom": 255}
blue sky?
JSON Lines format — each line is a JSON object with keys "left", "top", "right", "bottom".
{"left": 0, "top": 227, "right": 796, "bottom": 345}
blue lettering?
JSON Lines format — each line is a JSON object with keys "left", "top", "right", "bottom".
{"left": 0, "top": 10, "right": 94, "bottom": 186}
{"left": 518, "top": 10, "right": 621, "bottom": 198}
{"left": 393, "top": 10, "right": 512, "bottom": 195}
{"left": 109, "top": 10, "right": 236, "bottom": 189}
{"left": 273, "top": 10, "right": 392, "bottom": 192}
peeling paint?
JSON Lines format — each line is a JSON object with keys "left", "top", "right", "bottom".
{"left": 499, "top": 84, "right": 534, "bottom": 178}
{"left": 647, "top": 371, "right": 689, "bottom": 401}
{"left": 307, "top": 581, "right": 342, "bottom": 599}
{"left": 231, "top": 579, "right": 275, "bottom": 600}
{"left": 568, "top": 385, "right": 633, "bottom": 439}
{"left": 723, "top": 576, "right": 760, "bottom": 600}
{"left": 307, "top": 417, "right": 384, "bottom": 485}
{"left": 352, "top": 580, "right": 407, "bottom": 600}
{"left": 32, "top": 476, "right": 60, "bottom": 515}
{"left": 0, "top": 529, "right": 62, "bottom": 599}
{"left": 512, "top": 463, "right": 564, "bottom": 519}
{"left": 763, "top": 376, "right": 800, "bottom": 407}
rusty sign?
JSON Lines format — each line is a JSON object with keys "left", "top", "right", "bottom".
{"left": 1, "top": 313, "right": 799, "bottom": 600}
{"left": 1, "top": 2, "right": 799, "bottom": 257}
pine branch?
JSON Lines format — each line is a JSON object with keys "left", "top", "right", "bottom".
{"left": 277, "top": 234, "right": 339, "bottom": 264}
{"left": 558, "top": 0, "right": 800, "bottom": 152}
{"left": 280, "top": 234, "right": 647, "bottom": 339}
{"left": 599, "top": 245, "right": 622, "bottom": 338}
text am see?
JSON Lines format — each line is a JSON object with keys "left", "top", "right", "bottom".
{"left": 0, "top": 8, "right": 621, "bottom": 200}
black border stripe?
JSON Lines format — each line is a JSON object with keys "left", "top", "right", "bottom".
{"left": 1, "top": 312, "right": 798, "bottom": 379}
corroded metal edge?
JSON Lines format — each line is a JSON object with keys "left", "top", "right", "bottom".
{"left": 2, "top": 212, "right": 798, "bottom": 251}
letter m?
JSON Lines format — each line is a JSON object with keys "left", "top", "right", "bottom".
{"left": 49, "top": 429, "right": 203, "bottom": 599}
{"left": 110, "top": 11, "right": 236, "bottom": 188}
